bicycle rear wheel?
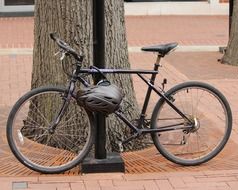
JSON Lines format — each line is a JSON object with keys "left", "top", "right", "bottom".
{"left": 151, "top": 81, "right": 232, "bottom": 166}
{"left": 7, "top": 86, "right": 94, "bottom": 174}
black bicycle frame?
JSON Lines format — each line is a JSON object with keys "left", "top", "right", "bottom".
{"left": 74, "top": 62, "right": 194, "bottom": 144}
{"left": 49, "top": 35, "right": 194, "bottom": 144}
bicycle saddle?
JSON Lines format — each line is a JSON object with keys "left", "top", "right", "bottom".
{"left": 141, "top": 42, "right": 178, "bottom": 57}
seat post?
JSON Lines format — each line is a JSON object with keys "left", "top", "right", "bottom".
{"left": 154, "top": 54, "right": 162, "bottom": 71}
{"left": 150, "top": 54, "right": 162, "bottom": 85}
{"left": 138, "top": 54, "right": 162, "bottom": 123}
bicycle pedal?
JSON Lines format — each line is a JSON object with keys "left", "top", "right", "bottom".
{"left": 180, "top": 140, "right": 186, "bottom": 145}
{"left": 180, "top": 135, "right": 187, "bottom": 145}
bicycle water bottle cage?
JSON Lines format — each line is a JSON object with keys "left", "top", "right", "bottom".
{"left": 76, "top": 84, "right": 124, "bottom": 114}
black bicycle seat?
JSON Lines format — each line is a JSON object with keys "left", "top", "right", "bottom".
{"left": 141, "top": 42, "right": 178, "bottom": 57}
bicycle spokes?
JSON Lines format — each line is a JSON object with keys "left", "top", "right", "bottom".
{"left": 151, "top": 82, "right": 231, "bottom": 165}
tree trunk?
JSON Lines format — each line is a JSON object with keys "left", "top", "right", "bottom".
{"left": 221, "top": 0, "right": 238, "bottom": 66}
{"left": 30, "top": 0, "right": 149, "bottom": 152}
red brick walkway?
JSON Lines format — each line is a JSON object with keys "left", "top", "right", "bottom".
{"left": 2, "top": 171, "right": 238, "bottom": 190}
{"left": 126, "top": 16, "right": 229, "bottom": 46}
{"left": 0, "top": 16, "right": 229, "bottom": 48}
{"left": 0, "top": 17, "right": 33, "bottom": 49}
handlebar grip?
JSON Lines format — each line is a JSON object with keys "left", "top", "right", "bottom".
{"left": 49, "top": 32, "right": 83, "bottom": 62}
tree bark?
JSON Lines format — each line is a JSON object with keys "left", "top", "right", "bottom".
{"left": 221, "top": 0, "right": 238, "bottom": 66}
{"left": 32, "top": 0, "right": 93, "bottom": 88}
{"left": 30, "top": 0, "right": 149, "bottom": 152}
{"left": 104, "top": 0, "right": 150, "bottom": 151}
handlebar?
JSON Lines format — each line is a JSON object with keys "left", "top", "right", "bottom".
{"left": 50, "top": 33, "right": 83, "bottom": 62}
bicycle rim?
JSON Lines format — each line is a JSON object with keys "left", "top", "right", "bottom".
{"left": 151, "top": 82, "right": 232, "bottom": 165}
{"left": 7, "top": 87, "right": 93, "bottom": 173}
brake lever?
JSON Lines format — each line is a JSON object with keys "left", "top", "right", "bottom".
{"left": 60, "top": 52, "right": 66, "bottom": 61}
{"left": 54, "top": 50, "right": 61, "bottom": 56}
{"left": 54, "top": 49, "right": 66, "bottom": 61}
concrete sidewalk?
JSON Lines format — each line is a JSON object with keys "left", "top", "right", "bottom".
{"left": 1, "top": 15, "right": 238, "bottom": 190}
{"left": 124, "top": 2, "right": 229, "bottom": 15}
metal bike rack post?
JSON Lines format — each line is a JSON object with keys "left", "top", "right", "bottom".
{"left": 81, "top": 0, "right": 125, "bottom": 173}
{"left": 93, "top": 0, "right": 107, "bottom": 160}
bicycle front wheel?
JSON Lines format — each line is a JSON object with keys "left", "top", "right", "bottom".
{"left": 7, "top": 86, "right": 94, "bottom": 174}
{"left": 151, "top": 81, "right": 232, "bottom": 166}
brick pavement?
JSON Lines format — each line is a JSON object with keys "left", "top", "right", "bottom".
{"left": 2, "top": 171, "right": 238, "bottom": 190}
{"left": 0, "top": 15, "right": 229, "bottom": 49}
{"left": 0, "top": 15, "right": 238, "bottom": 190}
{"left": 126, "top": 16, "right": 228, "bottom": 47}
{"left": 0, "top": 17, "right": 33, "bottom": 49}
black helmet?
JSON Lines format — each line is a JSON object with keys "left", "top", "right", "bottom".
{"left": 77, "top": 84, "right": 124, "bottom": 114}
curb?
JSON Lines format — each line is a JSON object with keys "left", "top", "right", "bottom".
{"left": 124, "top": 2, "right": 229, "bottom": 16}
{"left": 0, "top": 48, "right": 33, "bottom": 55}
{"left": 0, "top": 46, "right": 224, "bottom": 55}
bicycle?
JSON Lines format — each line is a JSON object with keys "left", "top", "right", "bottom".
{"left": 6, "top": 33, "right": 232, "bottom": 174}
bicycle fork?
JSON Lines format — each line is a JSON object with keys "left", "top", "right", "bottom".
{"left": 48, "top": 80, "right": 76, "bottom": 133}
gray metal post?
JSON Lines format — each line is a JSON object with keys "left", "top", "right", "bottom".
{"left": 93, "top": 0, "right": 107, "bottom": 159}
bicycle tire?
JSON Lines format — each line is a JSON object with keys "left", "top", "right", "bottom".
{"left": 7, "top": 86, "right": 94, "bottom": 174}
{"left": 151, "top": 81, "right": 232, "bottom": 166}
